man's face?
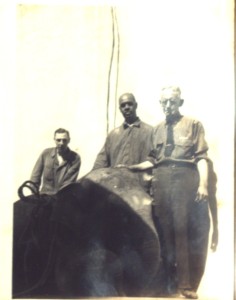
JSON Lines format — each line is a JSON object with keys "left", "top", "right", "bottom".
{"left": 119, "top": 96, "right": 137, "bottom": 122}
{"left": 160, "top": 89, "right": 183, "bottom": 117}
{"left": 54, "top": 133, "right": 70, "bottom": 154}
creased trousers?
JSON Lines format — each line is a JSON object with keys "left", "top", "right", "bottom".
{"left": 152, "top": 163, "right": 210, "bottom": 291}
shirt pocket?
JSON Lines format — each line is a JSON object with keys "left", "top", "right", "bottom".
{"left": 43, "top": 165, "right": 54, "bottom": 182}
{"left": 174, "top": 138, "right": 194, "bottom": 159}
{"left": 150, "top": 141, "right": 164, "bottom": 160}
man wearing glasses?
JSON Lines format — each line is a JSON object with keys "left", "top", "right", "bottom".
{"left": 126, "top": 86, "right": 213, "bottom": 299}
{"left": 30, "top": 128, "right": 81, "bottom": 195}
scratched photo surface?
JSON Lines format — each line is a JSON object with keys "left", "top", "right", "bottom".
{"left": 0, "top": 1, "right": 234, "bottom": 300}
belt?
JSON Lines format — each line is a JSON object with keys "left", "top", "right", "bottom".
{"left": 156, "top": 161, "right": 196, "bottom": 169}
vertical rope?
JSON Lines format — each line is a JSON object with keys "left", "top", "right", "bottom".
{"left": 113, "top": 7, "right": 120, "bottom": 128}
{"left": 106, "top": 7, "right": 115, "bottom": 135}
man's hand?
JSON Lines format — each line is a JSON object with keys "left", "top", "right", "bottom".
{"left": 195, "top": 185, "right": 208, "bottom": 202}
{"left": 196, "top": 159, "right": 209, "bottom": 202}
{"left": 210, "top": 229, "right": 218, "bottom": 252}
{"left": 114, "top": 164, "right": 128, "bottom": 168}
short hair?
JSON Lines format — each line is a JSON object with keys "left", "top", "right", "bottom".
{"left": 119, "top": 93, "right": 136, "bottom": 104}
{"left": 161, "top": 86, "right": 181, "bottom": 98}
{"left": 54, "top": 128, "right": 70, "bottom": 139}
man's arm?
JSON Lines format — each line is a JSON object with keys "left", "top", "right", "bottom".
{"left": 30, "top": 152, "right": 44, "bottom": 189}
{"left": 92, "top": 143, "right": 110, "bottom": 170}
{"left": 207, "top": 159, "right": 218, "bottom": 251}
{"left": 196, "top": 158, "right": 208, "bottom": 201}
{"left": 116, "top": 160, "right": 154, "bottom": 171}
{"left": 197, "top": 158, "right": 218, "bottom": 251}
{"left": 194, "top": 120, "right": 209, "bottom": 201}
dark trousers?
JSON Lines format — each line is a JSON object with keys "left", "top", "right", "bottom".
{"left": 152, "top": 163, "right": 210, "bottom": 291}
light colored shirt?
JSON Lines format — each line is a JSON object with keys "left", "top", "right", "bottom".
{"left": 148, "top": 115, "right": 208, "bottom": 165}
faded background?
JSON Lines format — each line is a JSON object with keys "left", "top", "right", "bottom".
{"left": 0, "top": 1, "right": 234, "bottom": 299}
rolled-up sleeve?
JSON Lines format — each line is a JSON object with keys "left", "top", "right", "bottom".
{"left": 193, "top": 120, "right": 209, "bottom": 162}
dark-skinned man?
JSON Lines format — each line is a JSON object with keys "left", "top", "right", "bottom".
{"left": 93, "top": 93, "right": 153, "bottom": 191}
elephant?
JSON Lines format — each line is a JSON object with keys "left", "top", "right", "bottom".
{"left": 13, "top": 167, "right": 161, "bottom": 298}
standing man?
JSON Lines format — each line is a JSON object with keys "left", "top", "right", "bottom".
{"left": 93, "top": 93, "right": 153, "bottom": 190}
{"left": 30, "top": 128, "right": 81, "bottom": 195}
{"left": 126, "top": 86, "right": 213, "bottom": 299}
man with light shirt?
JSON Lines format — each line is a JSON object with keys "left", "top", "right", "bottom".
{"left": 124, "top": 86, "right": 217, "bottom": 299}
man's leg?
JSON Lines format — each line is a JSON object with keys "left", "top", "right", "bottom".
{"left": 188, "top": 200, "right": 210, "bottom": 291}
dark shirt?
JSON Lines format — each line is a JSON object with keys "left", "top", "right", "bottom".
{"left": 93, "top": 118, "right": 153, "bottom": 169}
{"left": 30, "top": 147, "right": 81, "bottom": 195}
{"left": 148, "top": 115, "right": 208, "bottom": 165}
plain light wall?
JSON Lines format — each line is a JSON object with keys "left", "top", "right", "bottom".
{"left": 0, "top": 1, "right": 234, "bottom": 299}
{"left": 14, "top": 3, "right": 234, "bottom": 204}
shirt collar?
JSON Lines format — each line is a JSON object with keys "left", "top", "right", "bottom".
{"left": 51, "top": 148, "right": 57, "bottom": 158}
{"left": 51, "top": 147, "right": 71, "bottom": 159}
{"left": 123, "top": 117, "right": 141, "bottom": 129}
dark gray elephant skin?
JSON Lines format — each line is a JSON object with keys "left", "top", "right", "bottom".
{"left": 13, "top": 168, "right": 161, "bottom": 298}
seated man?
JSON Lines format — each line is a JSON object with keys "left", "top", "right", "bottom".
{"left": 30, "top": 128, "right": 81, "bottom": 195}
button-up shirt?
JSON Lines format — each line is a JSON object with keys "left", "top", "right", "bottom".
{"left": 93, "top": 118, "right": 153, "bottom": 169}
{"left": 148, "top": 115, "right": 208, "bottom": 165}
{"left": 30, "top": 147, "right": 81, "bottom": 195}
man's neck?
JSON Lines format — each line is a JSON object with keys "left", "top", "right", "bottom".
{"left": 124, "top": 116, "right": 139, "bottom": 125}
{"left": 57, "top": 147, "right": 69, "bottom": 158}
{"left": 166, "top": 112, "right": 182, "bottom": 124}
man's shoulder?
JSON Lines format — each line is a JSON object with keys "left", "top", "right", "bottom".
{"left": 107, "top": 125, "right": 124, "bottom": 136}
{"left": 66, "top": 148, "right": 81, "bottom": 163}
{"left": 153, "top": 120, "right": 165, "bottom": 129}
{"left": 107, "top": 120, "right": 153, "bottom": 135}
{"left": 139, "top": 121, "right": 153, "bottom": 130}
{"left": 41, "top": 147, "right": 55, "bottom": 155}
{"left": 180, "top": 115, "right": 203, "bottom": 126}
{"left": 153, "top": 116, "right": 203, "bottom": 127}
{"left": 69, "top": 148, "right": 81, "bottom": 159}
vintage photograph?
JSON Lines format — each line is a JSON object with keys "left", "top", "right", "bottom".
{"left": 0, "top": 1, "right": 234, "bottom": 299}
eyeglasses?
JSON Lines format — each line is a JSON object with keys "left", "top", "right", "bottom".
{"left": 160, "top": 99, "right": 179, "bottom": 106}
{"left": 55, "top": 139, "right": 68, "bottom": 142}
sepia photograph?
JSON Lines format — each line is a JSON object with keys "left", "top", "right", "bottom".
{"left": 0, "top": 1, "right": 234, "bottom": 299}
